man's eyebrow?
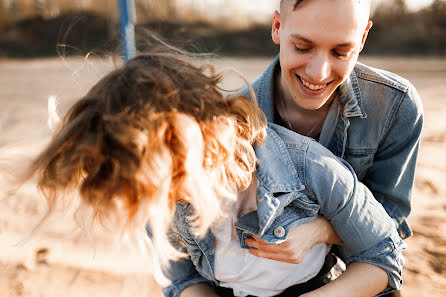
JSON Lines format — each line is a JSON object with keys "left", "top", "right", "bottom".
{"left": 290, "top": 34, "right": 356, "bottom": 48}
{"left": 335, "top": 42, "right": 355, "bottom": 48}
{"left": 290, "top": 34, "right": 313, "bottom": 44}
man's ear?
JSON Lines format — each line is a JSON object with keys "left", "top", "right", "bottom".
{"left": 272, "top": 10, "right": 282, "bottom": 45}
{"left": 360, "top": 21, "right": 373, "bottom": 52}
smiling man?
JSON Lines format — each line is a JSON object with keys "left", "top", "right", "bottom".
{"left": 242, "top": 0, "right": 423, "bottom": 296}
{"left": 272, "top": 0, "right": 372, "bottom": 137}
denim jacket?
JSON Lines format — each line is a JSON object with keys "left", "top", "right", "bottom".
{"left": 242, "top": 56, "right": 423, "bottom": 239}
{"left": 159, "top": 124, "right": 406, "bottom": 297}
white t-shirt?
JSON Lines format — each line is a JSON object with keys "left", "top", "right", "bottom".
{"left": 212, "top": 183, "right": 330, "bottom": 297}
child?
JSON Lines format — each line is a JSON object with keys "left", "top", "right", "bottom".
{"left": 20, "top": 52, "right": 405, "bottom": 297}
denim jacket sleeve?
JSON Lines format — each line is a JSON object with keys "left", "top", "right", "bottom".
{"left": 304, "top": 140, "right": 406, "bottom": 292}
{"left": 362, "top": 83, "right": 423, "bottom": 239}
{"left": 145, "top": 224, "right": 210, "bottom": 297}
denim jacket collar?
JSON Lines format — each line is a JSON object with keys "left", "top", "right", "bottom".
{"left": 257, "top": 55, "right": 367, "bottom": 121}
{"left": 338, "top": 70, "right": 367, "bottom": 118}
{"left": 254, "top": 124, "right": 305, "bottom": 194}
{"left": 256, "top": 57, "right": 277, "bottom": 123}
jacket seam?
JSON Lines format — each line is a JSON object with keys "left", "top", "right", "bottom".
{"left": 354, "top": 67, "right": 409, "bottom": 93}
{"left": 302, "top": 141, "right": 318, "bottom": 202}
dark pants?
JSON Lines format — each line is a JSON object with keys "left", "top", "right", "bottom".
{"left": 216, "top": 284, "right": 401, "bottom": 297}
{"left": 215, "top": 279, "right": 323, "bottom": 297}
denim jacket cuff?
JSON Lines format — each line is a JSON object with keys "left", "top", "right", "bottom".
{"left": 346, "top": 234, "right": 407, "bottom": 295}
{"left": 162, "top": 274, "right": 211, "bottom": 297}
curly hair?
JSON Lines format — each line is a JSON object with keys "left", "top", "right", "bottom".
{"left": 20, "top": 52, "right": 266, "bottom": 274}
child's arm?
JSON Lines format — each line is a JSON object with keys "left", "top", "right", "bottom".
{"left": 301, "top": 262, "right": 388, "bottom": 297}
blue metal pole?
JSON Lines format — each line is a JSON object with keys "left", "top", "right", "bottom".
{"left": 118, "top": 0, "right": 136, "bottom": 61}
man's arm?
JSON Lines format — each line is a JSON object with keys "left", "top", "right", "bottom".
{"left": 304, "top": 140, "right": 406, "bottom": 294}
{"left": 363, "top": 84, "right": 423, "bottom": 238}
{"left": 267, "top": 131, "right": 407, "bottom": 289}
{"left": 301, "top": 262, "right": 388, "bottom": 297}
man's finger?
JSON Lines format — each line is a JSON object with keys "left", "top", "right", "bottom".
{"left": 251, "top": 235, "right": 269, "bottom": 244}
{"left": 248, "top": 248, "right": 297, "bottom": 264}
{"left": 245, "top": 238, "right": 288, "bottom": 253}
{"left": 251, "top": 235, "right": 287, "bottom": 247}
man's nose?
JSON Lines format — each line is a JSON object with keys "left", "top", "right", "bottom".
{"left": 306, "top": 53, "right": 331, "bottom": 83}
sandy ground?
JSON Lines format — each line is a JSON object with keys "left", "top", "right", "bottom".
{"left": 0, "top": 56, "right": 445, "bottom": 297}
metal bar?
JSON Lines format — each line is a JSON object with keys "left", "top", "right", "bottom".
{"left": 118, "top": 0, "right": 136, "bottom": 61}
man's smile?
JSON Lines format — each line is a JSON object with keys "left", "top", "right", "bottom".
{"left": 295, "top": 74, "right": 333, "bottom": 95}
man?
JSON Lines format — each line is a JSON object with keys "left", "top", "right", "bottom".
{"left": 242, "top": 0, "right": 423, "bottom": 296}
{"left": 155, "top": 0, "right": 422, "bottom": 296}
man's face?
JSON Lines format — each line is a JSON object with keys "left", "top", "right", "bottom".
{"left": 272, "top": 0, "right": 372, "bottom": 111}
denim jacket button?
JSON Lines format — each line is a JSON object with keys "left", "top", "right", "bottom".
{"left": 273, "top": 226, "right": 286, "bottom": 238}
{"left": 257, "top": 196, "right": 263, "bottom": 203}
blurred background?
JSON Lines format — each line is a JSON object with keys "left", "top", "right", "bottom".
{"left": 0, "top": 1, "right": 445, "bottom": 297}
{"left": 0, "top": 0, "right": 445, "bottom": 57}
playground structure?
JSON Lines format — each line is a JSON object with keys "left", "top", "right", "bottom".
{"left": 118, "top": 0, "right": 135, "bottom": 60}
{"left": 1, "top": 0, "right": 137, "bottom": 60}
{"left": 0, "top": 0, "right": 279, "bottom": 28}
{"left": 0, "top": 0, "right": 279, "bottom": 60}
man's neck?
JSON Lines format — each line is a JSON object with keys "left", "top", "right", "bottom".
{"left": 274, "top": 70, "right": 336, "bottom": 138}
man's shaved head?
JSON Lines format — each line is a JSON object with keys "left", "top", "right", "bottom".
{"left": 280, "top": 0, "right": 305, "bottom": 11}
{"left": 280, "top": 0, "right": 372, "bottom": 24}
{"left": 280, "top": 0, "right": 372, "bottom": 10}
{"left": 280, "top": 0, "right": 372, "bottom": 29}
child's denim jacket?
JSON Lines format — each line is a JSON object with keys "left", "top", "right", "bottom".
{"left": 242, "top": 56, "right": 423, "bottom": 239}
{"left": 159, "top": 124, "right": 406, "bottom": 297}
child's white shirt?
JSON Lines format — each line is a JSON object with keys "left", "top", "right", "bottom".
{"left": 211, "top": 183, "right": 330, "bottom": 297}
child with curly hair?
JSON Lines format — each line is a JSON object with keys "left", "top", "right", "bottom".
{"left": 18, "top": 51, "right": 404, "bottom": 297}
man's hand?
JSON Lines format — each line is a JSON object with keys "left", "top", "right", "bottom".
{"left": 245, "top": 216, "right": 343, "bottom": 264}
{"left": 299, "top": 262, "right": 389, "bottom": 297}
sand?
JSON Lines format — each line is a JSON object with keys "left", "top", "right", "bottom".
{"left": 0, "top": 56, "right": 445, "bottom": 297}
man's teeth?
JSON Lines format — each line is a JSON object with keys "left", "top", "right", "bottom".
{"left": 299, "top": 77, "right": 326, "bottom": 90}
